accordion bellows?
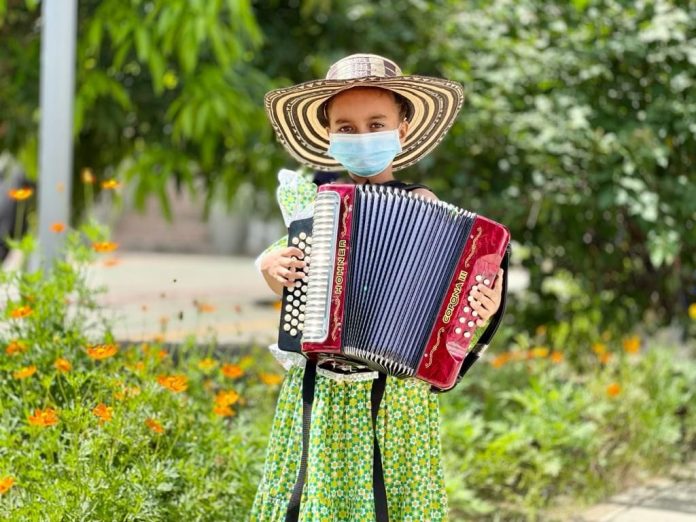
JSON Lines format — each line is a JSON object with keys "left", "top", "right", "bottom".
{"left": 278, "top": 184, "right": 510, "bottom": 391}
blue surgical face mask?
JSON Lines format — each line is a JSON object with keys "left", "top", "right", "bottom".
{"left": 328, "top": 129, "right": 402, "bottom": 177}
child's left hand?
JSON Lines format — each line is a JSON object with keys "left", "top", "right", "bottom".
{"left": 468, "top": 269, "right": 504, "bottom": 326}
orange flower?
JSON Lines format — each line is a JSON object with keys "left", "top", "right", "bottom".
{"left": 10, "top": 306, "right": 33, "bottom": 319}
{"left": 530, "top": 346, "right": 549, "bottom": 358}
{"left": 259, "top": 372, "right": 283, "bottom": 385}
{"left": 145, "top": 418, "right": 164, "bottom": 434}
{"left": 550, "top": 351, "right": 564, "bottom": 363}
{"left": 215, "top": 389, "right": 240, "bottom": 407}
{"left": 81, "top": 168, "right": 95, "bottom": 184}
{"left": 598, "top": 352, "right": 612, "bottom": 364}
{"left": 101, "top": 179, "right": 121, "bottom": 190}
{"left": 8, "top": 188, "right": 33, "bottom": 201}
{"left": 622, "top": 335, "right": 641, "bottom": 355}
{"left": 86, "top": 343, "right": 118, "bottom": 360}
{"left": 198, "top": 358, "right": 217, "bottom": 371}
{"left": 28, "top": 407, "right": 59, "bottom": 427}
{"left": 92, "top": 403, "right": 113, "bottom": 423}
{"left": 13, "top": 365, "right": 37, "bottom": 380}
{"left": 50, "top": 222, "right": 66, "bottom": 233}
{"left": 54, "top": 358, "right": 72, "bottom": 373}
{"left": 491, "top": 353, "right": 511, "bottom": 368}
{"left": 0, "top": 476, "right": 14, "bottom": 494}
{"left": 213, "top": 404, "right": 235, "bottom": 417}
{"left": 5, "top": 340, "right": 28, "bottom": 355}
{"left": 102, "top": 257, "right": 121, "bottom": 267}
{"left": 195, "top": 302, "right": 216, "bottom": 313}
{"left": 157, "top": 374, "right": 188, "bottom": 393}
{"left": 91, "top": 241, "right": 119, "bottom": 253}
{"left": 689, "top": 303, "right": 696, "bottom": 320}
{"left": 606, "top": 383, "right": 621, "bottom": 397}
{"left": 591, "top": 342, "right": 607, "bottom": 355}
{"left": 221, "top": 363, "right": 244, "bottom": 379}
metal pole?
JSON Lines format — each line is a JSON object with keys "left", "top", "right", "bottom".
{"left": 32, "top": 0, "right": 78, "bottom": 270}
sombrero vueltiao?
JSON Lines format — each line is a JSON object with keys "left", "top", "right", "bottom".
{"left": 264, "top": 54, "right": 465, "bottom": 172}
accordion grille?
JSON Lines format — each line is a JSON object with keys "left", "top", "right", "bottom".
{"left": 301, "top": 191, "right": 341, "bottom": 343}
{"left": 342, "top": 186, "right": 475, "bottom": 376}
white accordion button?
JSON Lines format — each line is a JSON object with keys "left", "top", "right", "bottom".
{"left": 299, "top": 232, "right": 307, "bottom": 240}
{"left": 285, "top": 304, "right": 292, "bottom": 312}
{"left": 291, "top": 237, "right": 299, "bottom": 245}
{"left": 464, "top": 332, "right": 471, "bottom": 338}
{"left": 475, "top": 275, "right": 483, "bottom": 282}
{"left": 283, "top": 324, "right": 290, "bottom": 332}
{"left": 298, "top": 323, "right": 304, "bottom": 331}
{"left": 305, "top": 247, "right": 312, "bottom": 254}
{"left": 291, "top": 319, "right": 298, "bottom": 326}
{"left": 291, "top": 309, "right": 299, "bottom": 317}
{"left": 468, "top": 321, "right": 475, "bottom": 327}
{"left": 290, "top": 328, "right": 297, "bottom": 336}
{"left": 306, "top": 236, "right": 312, "bottom": 244}
{"left": 458, "top": 317, "right": 465, "bottom": 324}
{"left": 299, "top": 304, "right": 306, "bottom": 312}
{"left": 299, "top": 313, "right": 305, "bottom": 321}
{"left": 300, "top": 295, "right": 307, "bottom": 303}
{"left": 284, "top": 314, "right": 291, "bottom": 321}
{"left": 463, "top": 306, "right": 471, "bottom": 313}
{"left": 298, "top": 241, "right": 306, "bottom": 249}
{"left": 484, "top": 279, "right": 491, "bottom": 286}
{"left": 455, "top": 327, "right": 462, "bottom": 334}
{"left": 472, "top": 311, "right": 479, "bottom": 317}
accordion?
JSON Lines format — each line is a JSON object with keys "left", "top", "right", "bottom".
{"left": 277, "top": 183, "right": 510, "bottom": 391}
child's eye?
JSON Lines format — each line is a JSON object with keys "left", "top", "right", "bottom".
{"left": 370, "top": 122, "right": 385, "bottom": 130}
{"left": 338, "top": 126, "right": 353, "bottom": 133}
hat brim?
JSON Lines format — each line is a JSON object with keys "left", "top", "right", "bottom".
{"left": 265, "top": 75, "right": 465, "bottom": 172}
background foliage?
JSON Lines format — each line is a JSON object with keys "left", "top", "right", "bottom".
{"left": 1, "top": 0, "right": 694, "bottom": 349}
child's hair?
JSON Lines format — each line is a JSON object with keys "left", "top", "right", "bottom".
{"left": 319, "top": 87, "right": 413, "bottom": 126}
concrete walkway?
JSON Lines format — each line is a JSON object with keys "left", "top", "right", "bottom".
{"left": 574, "top": 462, "right": 696, "bottom": 522}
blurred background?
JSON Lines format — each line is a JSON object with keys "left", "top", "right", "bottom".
{"left": 1, "top": 1, "right": 695, "bottom": 520}
{"left": 2, "top": 0, "right": 694, "bottom": 345}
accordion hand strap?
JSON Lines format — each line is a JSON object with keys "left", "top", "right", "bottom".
{"left": 448, "top": 244, "right": 512, "bottom": 391}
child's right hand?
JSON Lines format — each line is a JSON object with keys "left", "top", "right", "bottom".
{"left": 259, "top": 246, "right": 306, "bottom": 293}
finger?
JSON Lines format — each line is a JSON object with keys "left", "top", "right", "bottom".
{"left": 471, "top": 287, "right": 496, "bottom": 308}
{"left": 288, "top": 257, "right": 306, "bottom": 270}
{"left": 494, "top": 269, "right": 504, "bottom": 290}
{"left": 473, "top": 283, "right": 496, "bottom": 299}
{"left": 282, "top": 246, "right": 305, "bottom": 259}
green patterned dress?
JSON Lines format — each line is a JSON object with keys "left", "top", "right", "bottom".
{"left": 249, "top": 170, "right": 449, "bottom": 521}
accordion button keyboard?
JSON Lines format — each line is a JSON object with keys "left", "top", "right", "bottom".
{"left": 468, "top": 321, "right": 475, "bottom": 327}
{"left": 464, "top": 332, "right": 471, "bottom": 338}
{"left": 459, "top": 317, "right": 466, "bottom": 324}
{"left": 299, "top": 232, "right": 307, "bottom": 240}
{"left": 475, "top": 275, "right": 483, "bottom": 282}
{"left": 298, "top": 241, "right": 306, "bottom": 249}
{"left": 463, "top": 306, "right": 470, "bottom": 313}
{"left": 291, "top": 237, "right": 299, "bottom": 245}
{"left": 484, "top": 279, "right": 491, "bottom": 286}
{"left": 290, "top": 328, "right": 297, "bottom": 336}
{"left": 455, "top": 327, "right": 462, "bottom": 335}
{"left": 472, "top": 311, "right": 479, "bottom": 317}
{"left": 283, "top": 324, "right": 290, "bottom": 331}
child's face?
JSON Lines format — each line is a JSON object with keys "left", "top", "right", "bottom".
{"left": 325, "top": 87, "right": 409, "bottom": 143}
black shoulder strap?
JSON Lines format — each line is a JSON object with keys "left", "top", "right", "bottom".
{"left": 285, "top": 364, "right": 390, "bottom": 521}
{"left": 371, "top": 373, "right": 389, "bottom": 521}
{"left": 285, "top": 360, "right": 317, "bottom": 522}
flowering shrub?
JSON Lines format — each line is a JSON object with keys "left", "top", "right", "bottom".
{"left": 0, "top": 226, "right": 282, "bottom": 520}
{"left": 1, "top": 224, "right": 694, "bottom": 521}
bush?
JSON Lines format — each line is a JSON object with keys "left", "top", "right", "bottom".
{"left": 1, "top": 228, "right": 694, "bottom": 520}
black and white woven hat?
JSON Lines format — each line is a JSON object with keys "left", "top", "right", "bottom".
{"left": 264, "top": 53, "right": 465, "bottom": 172}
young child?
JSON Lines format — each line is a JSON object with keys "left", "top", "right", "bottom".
{"left": 250, "top": 54, "right": 504, "bottom": 522}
